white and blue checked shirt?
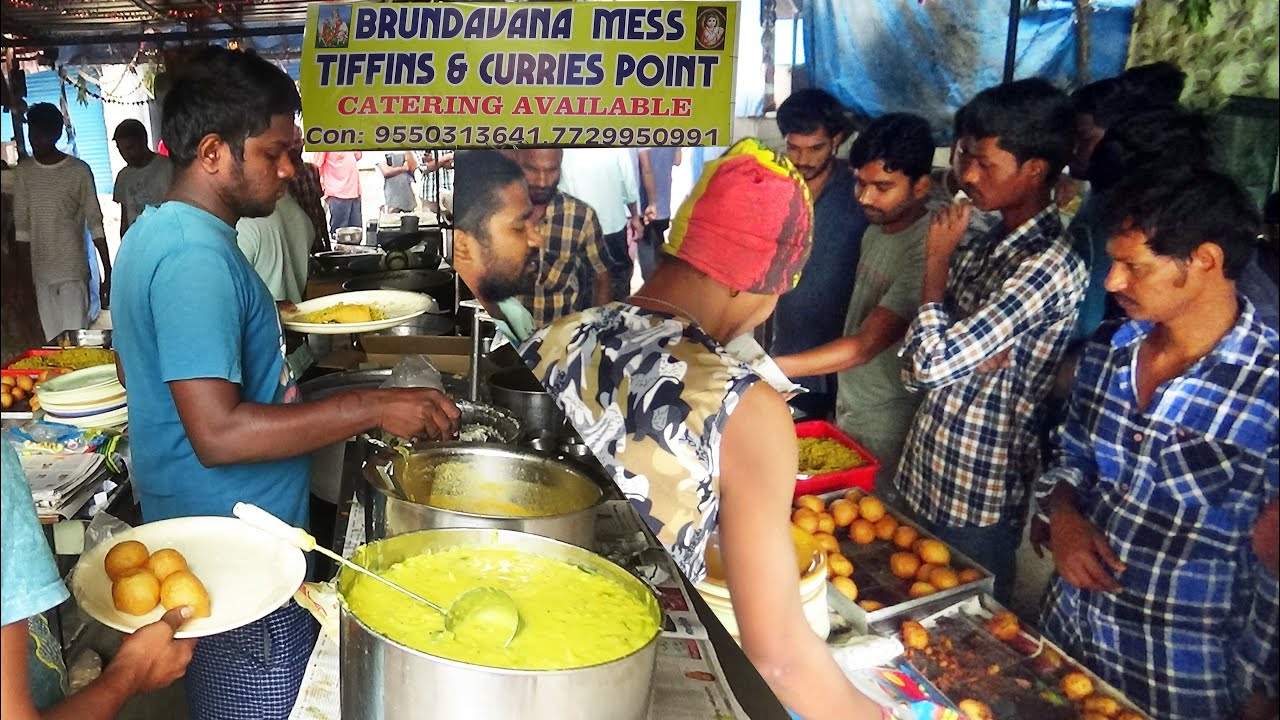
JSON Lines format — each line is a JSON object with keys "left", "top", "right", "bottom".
{"left": 1036, "top": 299, "right": 1279, "bottom": 720}
{"left": 898, "top": 206, "right": 1087, "bottom": 527}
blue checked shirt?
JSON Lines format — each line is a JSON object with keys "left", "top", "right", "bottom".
{"left": 897, "top": 206, "right": 1087, "bottom": 527}
{"left": 1036, "top": 299, "right": 1280, "bottom": 720}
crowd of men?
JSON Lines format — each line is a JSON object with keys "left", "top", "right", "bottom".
{"left": 1, "top": 43, "right": 1276, "bottom": 720}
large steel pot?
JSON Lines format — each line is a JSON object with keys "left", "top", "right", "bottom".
{"left": 485, "top": 367, "right": 566, "bottom": 441}
{"left": 339, "top": 528, "right": 660, "bottom": 720}
{"left": 363, "top": 443, "right": 601, "bottom": 549}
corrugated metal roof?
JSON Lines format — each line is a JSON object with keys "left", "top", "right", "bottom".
{"left": 2, "top": 0, "right": 316, "bottom": 44}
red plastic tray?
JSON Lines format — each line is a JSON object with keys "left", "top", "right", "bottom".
{"left": 1, "top": 349, "right": 64, "bottom": 378}
{"left": 794, "top": 420, "right": 880, "bottom": 499}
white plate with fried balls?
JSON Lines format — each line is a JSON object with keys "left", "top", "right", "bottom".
{"left": 69, "top": 516, "right": 306, "bottom": 638}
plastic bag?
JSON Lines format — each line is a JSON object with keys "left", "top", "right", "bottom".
{"left": 380, "top": 354, "right": 445, "bottom": 392}
{"left": 6, "top": 422, "right": 113, "bottom": 455}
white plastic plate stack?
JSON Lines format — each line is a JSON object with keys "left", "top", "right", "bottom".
{"left": 36, "top": 365, "right": 128, "bottom": 428}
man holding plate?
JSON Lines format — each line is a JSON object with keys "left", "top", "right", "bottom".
{"left": 110, "top": 47, "right": 460, "bottom": 720}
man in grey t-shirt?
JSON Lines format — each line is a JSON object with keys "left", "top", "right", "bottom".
{"left": 775, "top": 113, "right": 935, "bottom": 499}
{"left": 113, "top": 119, "right": 173, "bottom": 237}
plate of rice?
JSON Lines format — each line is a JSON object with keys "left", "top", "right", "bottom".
{"left": 281, "top": 290, "right": 438, "bottom": 334}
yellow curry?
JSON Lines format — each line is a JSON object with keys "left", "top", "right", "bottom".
{"left": 344, "top": 546, "right": 658, "bottom": 670}
{"left": 797, "top": 437, "right": 865, "bottom": 475}
{"left": 294, "top": 303, "right": 388, "bottom": 324}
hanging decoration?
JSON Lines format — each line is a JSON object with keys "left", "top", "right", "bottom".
{"left": 58, "top": 67, "right": 152, "bottom": 106}
{"left": 7, "top": 0, "right": 259, "bottom": 24}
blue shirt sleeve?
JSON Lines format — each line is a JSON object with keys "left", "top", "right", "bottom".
{"left": 151, "top": 248, "right": 246, "bottom": 385}
{"left": 1, "top": 441, "right": 70, "bottom": 627}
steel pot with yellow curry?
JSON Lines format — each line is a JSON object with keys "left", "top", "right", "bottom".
{"left": 339, "top": 528, "right": 662, "bottom": 720}
{"left": 363, "top": 444, "right": 603, "bottom": 549}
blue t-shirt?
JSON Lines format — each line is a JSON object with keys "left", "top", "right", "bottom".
{"left": 2, "top": 440, "right": 70, "bottom": 709}
{"left": 771, "top": 162, "right": 869, "bottom": 402}
{"left": 111, "top": 202, "right": 310, "bottom": 527}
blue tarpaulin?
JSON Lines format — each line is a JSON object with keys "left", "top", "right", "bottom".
{"left": 802, "top": 0, "right": 1138, "bottom": 139}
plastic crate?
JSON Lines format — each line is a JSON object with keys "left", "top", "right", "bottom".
{"left": 794, "top": 420, "right": 880, "bottom": 499}
{"left": 1, "top": 349, "right": 64, "bottom": 378}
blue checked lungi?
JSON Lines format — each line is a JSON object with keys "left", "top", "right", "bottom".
{"left": 186, "top": 601, "right": 318, "bottom": 720}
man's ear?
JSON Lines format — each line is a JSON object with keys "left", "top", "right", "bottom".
{"left": 453, "top": 229, "right": 479, "bottom": 266}
{"left": 1022, "top": 157, "right": 1050, "bottom": 186}
{"left": 195, "top": 133, "right": 226, "bottom": 174}
{"left": 912, "top": 174, "right": 932, "bottom": 200}
{"left": 1188, "top": 241, "right": 1226, "bottom": 276}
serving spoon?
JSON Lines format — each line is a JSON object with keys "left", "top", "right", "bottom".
{"left": 232, "top": 502, "right": 519, "bottom": 647}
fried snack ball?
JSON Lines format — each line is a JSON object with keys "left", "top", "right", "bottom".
{"left": 842, "top": 488, "right": 866, "bottom": 504}
{"left": 892, "top": 525, "right": 919, "bottom": 550}
{"left": 857, "top": 496, "right": 886, "bottom": 523}
{"left": 930, "top": 567, "right": 960, "bottom": 590}
{"left": 816, "top": 511, "right": 836, "bottom": 535}
{"left": 873, "top": 515, "right": 898, "bottom": 541}
{"left": 791, "top": 507, "right": 820, "bottom": 534}
{"left": 958, "top": 568, "right": 985, "bottom": 584}
{"left": 858, "top": 600, "right": 885, "bottom": 612}
{"left": 813, "top": 532, "right": 841, "bottom": 555}
{"left": 112, "top": 568, "right": 161, "bottom": 616}
{"left": 146, "top": 548, "right": 189, "bottom": 582}
{"left": 908, "top": 581, "right": 938, "bottom": 599}
{"left": 987, "top": 610, "right": 1021, "bottom": 641}
{"left": 1061, "top": 671, "right": 1095, "bottom": 701}
{"left": 850, "top": 519, "right": 877, "bottom": 544}
{"left": 160, "top": 570, "right": 212, "bottom": 618}
{"left": 916, "top": 562, "right": 941, "bottom": 583}
{"left": 828, "top": 499, "right": 857, "bottom": 528}
{"left": 827, "top": 552, "right": 854, "bottom": 578}
{"left": 1082, "top": 694, "right": 1121, "bottom": 717}
{"left": 889, "top": 552, "right": 922, "bottom": 579}
{"left": 901, "top": 620, "right": 929, "bottom": 650}
{"left": 831, "top": 576, "right": 858, "bottom": 602}
{"left": 956, "top": 699, "right": 995, "bottom": 720}
{"left": 105, "top": 540, "right": 151, "bottom": 581}
{"left": 916, "top": 539, "right": 952, "bottom": 566}
{"left": 795, "top": 494, "right": 825, "bottom": 513}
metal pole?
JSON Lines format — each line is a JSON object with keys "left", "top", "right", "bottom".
{"left": 1003, "top": 0, "right": 1022, "bottom": 83}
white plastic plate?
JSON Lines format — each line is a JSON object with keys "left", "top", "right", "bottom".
{"left": 280, "top": 289, "right": 436, "bottom": 335}
{"left": 69, "top": 516, "right": 306, "bottom": 638}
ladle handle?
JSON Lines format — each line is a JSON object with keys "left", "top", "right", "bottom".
{"left": 233, "top": 502, "right": 318, "bottom": 552}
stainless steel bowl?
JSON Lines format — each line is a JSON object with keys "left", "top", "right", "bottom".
{"left": 339, "top": 528, "right": 660, "bottom": 720}
{"left": 364, "top": 443, "right": 602, "bottom": 548}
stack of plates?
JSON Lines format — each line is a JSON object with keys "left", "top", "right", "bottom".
{"left": 36, "top": 365, "right": 128, "bottom": 428}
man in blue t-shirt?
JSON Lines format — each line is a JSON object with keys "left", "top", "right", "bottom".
{"left": 1, "top": 440, "right": 194, "bottom": 716}
{"left": 110, "top": 48, "right": 460, "bottom": 720}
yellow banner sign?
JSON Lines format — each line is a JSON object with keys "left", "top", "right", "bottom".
{"left": 300, "top": 1, "right": 738, "bottom": 150}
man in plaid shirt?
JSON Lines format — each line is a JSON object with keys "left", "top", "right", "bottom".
{"left": 1037, "top": 171, "right": 1279, "bottom": 720}
{"left": 897, "top": 80, "right": 1087, "bottom": 603}
{"left": 511, "top": 149, "right": 611, "bottom": 329}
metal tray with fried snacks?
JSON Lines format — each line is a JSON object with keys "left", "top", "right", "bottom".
{"left": 816, "top": 491, "right": 993, "bottom": 631}
{"left": 873, "top": 594, "right": 1154, "bottom": 720}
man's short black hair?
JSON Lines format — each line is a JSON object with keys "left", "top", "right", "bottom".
{"left": 1103, "top": 169, "right": 1259, "bottom": 280}
{"left": 454, "top": 150, "right": 526, "bottom": 243}
{"left": 777, "top": 88, "right": 852, "bottom": 140}
{"left": 849, "top": 113, "right": 935, "bottom": 181}
{"left": 113, "top": 118, "right": 148, "bottom": 142}
{"left": 957, "top": 78, "right": 1074, "bottom": 179}
{"left": 1073, "top": 64, "right": 1185, "bottom": 130}
{"left": 1088, "top": 108, "right": 1212, "bottom": 191}
{"left": 1120, "top": 61, "right": 1186, "bottom": 108}
{"left": 26, "top": 103, "right": 63, "bottom": 134}
{"left": 161, "top": 46, "right": 301, "bottom": 169}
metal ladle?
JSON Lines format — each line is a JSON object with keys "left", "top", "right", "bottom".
{"left": 232, "top": 502, "right": 520, "bottom": 647}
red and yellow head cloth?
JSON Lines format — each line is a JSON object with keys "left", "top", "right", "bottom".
{"left": 664, "top": 138, "right": 814, "bottom": 295}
